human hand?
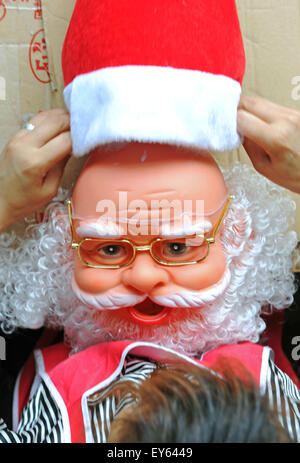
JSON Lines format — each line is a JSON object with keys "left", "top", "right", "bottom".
{"left": 237, "top": 96, "right": 300, "bottom": 194}
{"left": 0, "top": 109, "right": 72, "bottom": 232}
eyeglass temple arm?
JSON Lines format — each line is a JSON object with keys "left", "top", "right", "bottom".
{"left": 66, "top": 199, "right": 79, "bottom": 249}
{"left": 206, "top": 195, "right": 233, "bottom": 244}
{"left": 66, "top": 195, "right": 233, "bottom": 249}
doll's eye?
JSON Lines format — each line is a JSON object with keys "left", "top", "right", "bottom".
{"left": 165, "top": 242, "right": 188, "bottom": 255}
{"left": 152, "top": 238, "right": 209, "bottom": 263}
{"left": 79, "top": 240, "right": 132, "bottom": 266}
{"left": 98, "top": 244, "right": 124, "bottom": 257}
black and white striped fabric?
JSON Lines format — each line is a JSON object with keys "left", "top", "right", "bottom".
{"left": 0, "top": 382, "right": 63, "bottom": 443}
{"left": 0, "top": 357, "right": 299, "bottom": 443}
{"left": 265, "top": 361, "right": 300, "bottom": 442}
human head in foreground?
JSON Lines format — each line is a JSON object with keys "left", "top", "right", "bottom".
{"left": 106, "top": 361, "right": 293, "bottom": 443}
{"left": 0, "top": 142, "right": 297, "bottom": 357}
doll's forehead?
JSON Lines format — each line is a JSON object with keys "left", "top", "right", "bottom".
{"left": 72, "top": 143, "right": 228, "bottom": 217}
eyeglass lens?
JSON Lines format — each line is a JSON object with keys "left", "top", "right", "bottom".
{"left": 79, "top": 237, "right": 209, "bottom": 267}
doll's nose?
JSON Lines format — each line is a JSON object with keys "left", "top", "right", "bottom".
{"left": 121, "top": 253, "right": 170, "bottom": 294}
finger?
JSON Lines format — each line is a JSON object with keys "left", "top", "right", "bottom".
{"left": 242, "top": 137, "right": 277, "bottom": 183}
{"left": 22, "top": 111, "right": 70, "bottom": 148}
{"left": 30, "top": 109, "right": 69, "bottom": 127}
{"left": 242, "top": 137, "right": 271, "bottom": 168}
{"left": 13, "top": 112, "right": 45, "bottom": 140}
{"left": 42, "top": 157, "right": 69, "bottom": 199}
{"left": 238, "top": 96, "right": 292, "bottom": 124}
{"left": 40, "top": 131, "right": 72, "bottom": 171}
{"left": 13, "top": 110, "right": 68, "bottom": 141}
{"left": 237, "top": 109, "right": 277, "bottom": 154}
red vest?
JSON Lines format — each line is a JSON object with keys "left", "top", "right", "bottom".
{"left": 13, "top": 340, "right": 271, "bottom": 443}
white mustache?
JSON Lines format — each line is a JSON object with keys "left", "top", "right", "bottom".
{"left": 71, "top": 279, "right": 145, "bottom": 310}
{"left": 71, "top": 268, "right": 231, "bottom": 311}
{"left": 153, "top": 269, "right": 231, "bottom": 308}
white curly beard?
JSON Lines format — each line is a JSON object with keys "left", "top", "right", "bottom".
{"left": 68, "top": 269, "right": 232, "bottom": 356}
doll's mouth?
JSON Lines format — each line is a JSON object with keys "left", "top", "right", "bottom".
{"left": 127, "top": 298, "right": 170, "bottom": 326}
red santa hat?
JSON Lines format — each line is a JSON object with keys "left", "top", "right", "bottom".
{"left": 62, "top": 0, "right": 245, "bottom": 157}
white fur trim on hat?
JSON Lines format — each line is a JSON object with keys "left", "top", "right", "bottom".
{"left": 64, "top": 65, "right": 242, "bottom": 157}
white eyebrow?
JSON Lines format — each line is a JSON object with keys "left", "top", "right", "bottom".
{"left": 76, "top": 221, "right": 123, "bottom": 238}
{"left": 77, "top": 219, "right": 213, "bottom": 239}
{"left": 160, "top": 219, "right": 213, "bottom": 238}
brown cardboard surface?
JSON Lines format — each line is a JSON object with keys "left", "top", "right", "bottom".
{"left": 42, "top": 0, "right": 300, "bottom": 203}
{"left": 0, "top": 0, "right": 55, "bottom": 234}
{"left": 243, "top": 0, "right": 300, "bottom": 267}
{"left": 0, "top": 0, "right": 53, "bottom": 153}
{"left": 1, "top": 0, "right": 300, "bottom": 239}
{"left": 219, "top": 0, "right": 300, "bottom": 237}
{"left": 42, "top": 0, "right": 75, "bottom": 108}
{"left": 41, "top": 0, "right": 86, "bottom": 190}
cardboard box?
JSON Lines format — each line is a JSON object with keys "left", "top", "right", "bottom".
{"left": 0, "top": 0, "right": 54, "bottom": 233}
{"left": 217, "top": 0, "right": 300, "bottom": 229}
{"left": 1, "top": 0, "right": 300, "bottom": 243}
{"left": 42, "top": 0, "right": 86, "bottom": 189}
{"left": 0, "top": 0, "right": 53, "bottom": 149}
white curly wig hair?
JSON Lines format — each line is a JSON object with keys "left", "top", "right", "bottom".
{"left": 0, "top": 162, "right": 298, "bottom": 356}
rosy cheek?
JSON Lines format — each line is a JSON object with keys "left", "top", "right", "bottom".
{"left": 74, "top": 257, "right": 121, "bottom": 294}
{"left": 167, "top": 243, "right": 227, "bottom": 290}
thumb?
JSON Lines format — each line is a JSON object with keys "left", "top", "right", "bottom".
{"left": 242, "top": 137, "right": 272, "bottom": 173}
{"left": 237, "top": 109, "right": 273, "bottom": 154}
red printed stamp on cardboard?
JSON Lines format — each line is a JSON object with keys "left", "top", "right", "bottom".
{"left": 1, "top": 0, "right": 42, "bottom": 22}
{"left": 34, "top": 0, "right": 42, "bottom": 20}
{"left": 0, "top": 1, "right": 7, "bottom": 22}
{"left": 29, "top": 29, "right": 51, "bottom": 84}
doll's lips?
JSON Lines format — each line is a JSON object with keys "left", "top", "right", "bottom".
{"left": 128, "top": 298, "right": 171, "bottom": 326}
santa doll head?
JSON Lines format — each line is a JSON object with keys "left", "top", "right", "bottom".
{"left": 0, "top": 0, "right": 297, "bottom": 356}
{"left": 61, "top": 140, "right": 296, "bottom": 355}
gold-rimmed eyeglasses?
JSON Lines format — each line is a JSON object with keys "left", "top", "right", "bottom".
{"left": 66, "top": 196, "right": 233, "bottom": 269}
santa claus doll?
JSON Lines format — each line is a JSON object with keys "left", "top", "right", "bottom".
{"left": 0, "top": 0, "right": 299, "bottom": 443}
